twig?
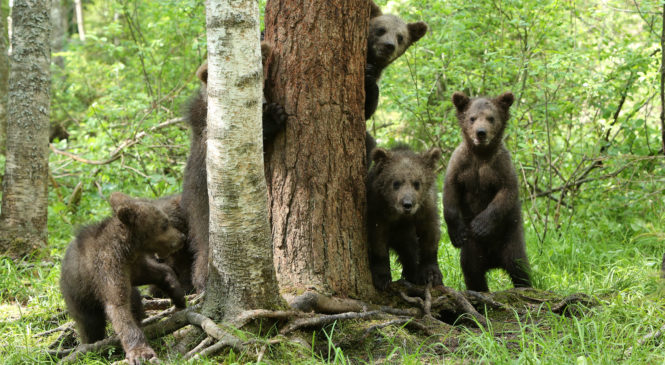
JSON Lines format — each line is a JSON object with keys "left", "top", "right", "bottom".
{"left": 625, "top": 323, "right": 665, "bottom": 357}
{"left": 49, "top": 117, "right": 184, "bottom": 166}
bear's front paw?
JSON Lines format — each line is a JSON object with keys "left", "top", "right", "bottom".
{"left": 417, "top": 264, "right": 443, "bottom": 286}
{"left": 371, "top": 272, "right": 392, "bottom": 291}
{"left": 264, "top": 102, "right": 287, "bottom": 127}
{"left": 470, "top": 213, "right": 494, "bottom": 238}
{"left": 127, "top": 345, "right": 158, "bottom": 365}
{"left": 449, "top": 223, "right": 468, "bottom": 248}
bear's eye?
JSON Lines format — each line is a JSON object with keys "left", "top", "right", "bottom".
{"left": 161, "top": 222, "right": 169, "bottom": 232}
{"left": 470, "top": 116, "right": 477, "bottom": 123}
{"left": 376, "top": 27, "right": 386, "bottom": 36}
{"left": 397, "top": 34, "right": 404, "bottom": 44}
{"left": 413, "top": 181, "right": 421, "bottom": 190}
{"left": 392, "top": 181, "right": 401, "bottom": 190}
{"left": 487, "top": 116, "right": 495, "bottom": 123}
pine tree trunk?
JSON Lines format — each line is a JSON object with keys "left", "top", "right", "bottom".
{"left": 0, "top": 0, "right": 50, "bottom": 258}
{"left": 0, "top": 1, "right": 8, "bottom": 155}
{"left": 202, "top": 0, "right": 284, "bottom": 320}
{"left": 264, "top": 0, "right": 375, "bottom": 300}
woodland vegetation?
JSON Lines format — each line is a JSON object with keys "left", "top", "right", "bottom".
{"left": 1, "top": 0, "right": 664, "bottom": 363}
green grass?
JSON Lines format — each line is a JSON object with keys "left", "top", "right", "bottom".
{"left": 2, "top": 185, "right": 664, "bottom": 363}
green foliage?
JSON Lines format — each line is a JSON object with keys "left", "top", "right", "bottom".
{"left": 0, "top": 0, "right": 664, "bottom": 363}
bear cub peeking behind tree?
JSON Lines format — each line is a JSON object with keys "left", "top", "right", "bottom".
{"left": 181, "top": 41, "right": 287, "bottom": 292}
{"left": 443, "top": 91, "right": 532, "bottom": 292}
{"left": 60, "top": 192, "right": 186, "bottom": 365}
{"left": 367, "top": 144, "right": 443, "bottom": 290}
{"left": 365, "top": 2, "right": 428, "bottom": 120}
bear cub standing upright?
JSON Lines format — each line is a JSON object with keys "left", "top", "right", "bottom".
{"left": 367, "top": 144, "right": 443, "bottom": 290}
{"left": 364, "top": 2, "right": 428, "bottom": 120}
{"left": 443, "top": 91, "right": 531, "bottom": 292}
{"left": 60, "top": 192, "right": 186, "bottom": 364}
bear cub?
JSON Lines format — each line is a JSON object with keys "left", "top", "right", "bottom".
{"left": 443, "top": 91, "right": 532, "bottom": 292}
{"left": 365, "top": 2, "right": 428, "bottom": 120}
{"left": 367, "top": 144, "right": 443, "bottom": 290}
{"left": 60, "top": 192, "right": 186, "bottom": 364}
{"left": 181, "top": 41, "right": 287, "bottom": 292}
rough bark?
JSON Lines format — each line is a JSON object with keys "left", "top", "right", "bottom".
{"left": 0, "top": 0, "right": 8, "bottom": 155}
{"left": 661, "top": 4, "right": 665, "bottom": 155}
{"left": 202, "top": 0, "right": 284, "bottom": 321}
{"left": 0, "top": 0, "right": 50, "bottom": 258}
{"left": 264, "top": 0, "right": 375, "bottom": 299}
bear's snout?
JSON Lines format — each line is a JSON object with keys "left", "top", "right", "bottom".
{"left": 476, "top": 128, "right": 487, "bottom": 140}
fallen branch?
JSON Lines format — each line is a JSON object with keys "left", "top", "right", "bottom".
{"left": 35, "top": 322, "right": 73, "bottom": 338}
{"left": 625, "top": 322, "right": 665, "bottom": 357}
{"left": 49, "top": 117, "right": 185, "bottom": 166}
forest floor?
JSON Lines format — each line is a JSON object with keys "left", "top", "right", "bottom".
{"left": 0, "top": 173, "right": 663, "bottom": 363}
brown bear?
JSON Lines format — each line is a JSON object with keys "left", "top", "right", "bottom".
{"left": 365, "top": 2, "right": 428, "bottom": 120}
{"left": 443, "top": 91, "right": 531, "bottom": 292}
{"left": 60, "top": 192, "right": 186, "bottom": 364}
{"left": 367, "top": 144, "right": 443, "bottom": 290}
{"left": 181, "top": 41, "right": 287, "bottom": 292}
{"left": 142, "top": 194, "right": 195, "bottom": 296}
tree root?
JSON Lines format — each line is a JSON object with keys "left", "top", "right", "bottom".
{"left": 42, "top": 287, "right": 595, "bottom": 362}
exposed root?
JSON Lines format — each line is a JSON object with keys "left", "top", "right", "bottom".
{"left": 183, "top": 336, "right": 213, "bottom": 360}
{"left": 625, "top": 322, "right": 665, "bottom": 357}
{"left": 35, "top": 322, "right": 73, "bottom": 337}
{"left": 232, "top": 309, "right": 308, "bottom": 328}
{"left": 280, "top": 310, "right": 385, "bottom": 335}
{"left": 288, "top": 291, "right": 365, "bottom": 313}
{"left": 41, "top": 288, "right": 595, "bottom": 362}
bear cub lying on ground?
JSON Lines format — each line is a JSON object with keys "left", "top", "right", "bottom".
{"left": 367, "top": 144, "right": 443, "bottom": 290}
{"left": 60, "top": 192, "right": 186, "bottom": 364}
{"left": 443, "top": 91, "right": 532, "bottom": 292}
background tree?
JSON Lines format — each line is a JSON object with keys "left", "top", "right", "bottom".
{"left": 203, "top": 0, "right": 283, "bottom": 320}
{"left": 0, "top": 0, "right": 8, "bottom": 155}
{"left": 0, "top": 0, "right": 50, "bottom": 258}
{"left": 264, "top": 0, "right": 375, "bottom": 301}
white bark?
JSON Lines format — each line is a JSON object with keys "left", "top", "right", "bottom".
{"left": 203, "top": 0, "right": 283, "bottom": 319}
{"left": 74, "top": 0, "right": 84, "bottom": 41}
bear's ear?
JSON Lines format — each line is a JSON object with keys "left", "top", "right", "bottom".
{"left": 369, "top": 0, "right": 382, "bottom": 18}
{"left": 196, "top": 61, "right": 208, "bottom": 84}
{"left": 109, "top": 192, "right": 132, "bottom": 213}
{"left": 495, "top": 92, "right": 514, "bottom": 110}
{"left": 260, "top": 41, "right": 273, "bottom": 68}
{"left": 407, "top": 22, "right": 428, "bottom": 43}
{"left": 116, "top": 205, "right": 138, "bottom": 227}
{"left": 423, "top": 147, "right": 442, "bottom": 168}
{"left": 452, "top": 91, "right": 470, "bottom": 112}
{"left": 371, "top": 148, "right": 390, "bottom": 165}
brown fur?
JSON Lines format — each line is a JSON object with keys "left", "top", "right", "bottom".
{"left": 142, "top": 194, "right": 195, "bottom": 296}
{"left": 181, "top": 42, "right": 287, "bottom": 292}
{"left": 365, "top": 2, "right": 428, "bottom": 119}
{"left": 60, "top": 192, "right": 186, "bottom": 364}
{"left": 367, "top": 145, "right": 443, "bottom": 290}
{"left": 443, "top": 91, "right": 531, "bottom": 292}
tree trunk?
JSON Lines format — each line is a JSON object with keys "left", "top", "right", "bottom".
{"left": 661, "top": 4, "right": 665, "bottom": 155}
{"left": 74, "top": 0, "right": 84, "bottom": 42}
{"left": 50, "top": 0, "right": 66, "bottom": 67}
{"left": 202, "top": 0, "right": 284, "bottom": 320}
{"left": 0, "top": 0, "right": 50, "bottom": 258}
{"left": 264, "top": 0, "right": 375, "bottom": 300}
{"left": 0, "top": 0, "right": 7, "bottom": 156}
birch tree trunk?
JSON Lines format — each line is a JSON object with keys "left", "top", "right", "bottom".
{"left": 202, "top": 0, "right": 284, "bottom": 320}
{"left": 73, "top": 0, "right": 84, "bottom": 41}
{"left": 264, "top": 0, "right": 376, "bottom": 300}
{"left": 0, "top": 0, "right": 50, "bottom": 258}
